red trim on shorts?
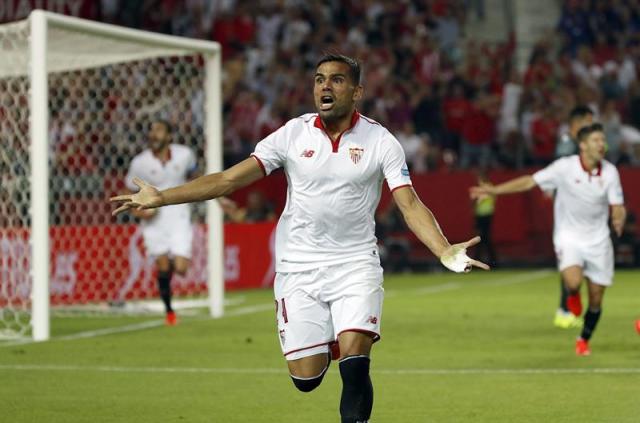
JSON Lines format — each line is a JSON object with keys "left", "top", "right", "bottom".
{"left": 390, "top": 184, "right": 412, "bottom": 194}
{"left": 250, "top": 154, "right": 267, "bottom": 176}
{"left": 284, "top": 341, "right": 332, "bottom": 357}
{"left": 336, "top": 328, "right": 381, "bottom": 342}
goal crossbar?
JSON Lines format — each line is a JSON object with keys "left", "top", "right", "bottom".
{"left": 2, "top": 10, "right": 220, "bottom": 78}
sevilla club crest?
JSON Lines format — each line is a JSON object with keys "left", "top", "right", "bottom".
{"left": 349, "top": 147, "right": 364, "bottom": 164}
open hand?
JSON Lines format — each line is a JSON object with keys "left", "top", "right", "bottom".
{"left": 440, "top": 236, "right": 490, "bottom": 273}
{"left": 110, "top": 177, "right": 163, "bottom": 216}
{"left": 469, "top": 184, "right": 494, "bottom": 200}
{"left": 612, "top": 218, "right": 624, "bottom": 237}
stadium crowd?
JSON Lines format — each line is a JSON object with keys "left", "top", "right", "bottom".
{"left": 96, "top": 0, "right": 640, "bottom": 171}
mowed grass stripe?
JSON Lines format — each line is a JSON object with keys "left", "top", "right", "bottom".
{"left": 1, "top": 363, "right": 639, "bottom": 375}
{"left": 1, "top": 270, "right": 552, "bottom": 347}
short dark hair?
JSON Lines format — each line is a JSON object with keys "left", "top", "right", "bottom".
{"left": 316, "top": 54, "right": 361, "bottom": 85}
{"left": 569, "top": 105, "right": 593, "bottom": 123}
{"left": 152, "top": 119, "right": 172, "bottom": 134}
{"left": 576, "top": 123, "right": 604, "bottom": 142}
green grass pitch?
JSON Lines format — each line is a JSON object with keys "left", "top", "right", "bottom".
{"left": 1, "top": 269, "right": 639, "bottom": 422}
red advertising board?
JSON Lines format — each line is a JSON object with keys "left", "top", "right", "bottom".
{"left": 0, "top": 222, "right": 276, "bottom": 306}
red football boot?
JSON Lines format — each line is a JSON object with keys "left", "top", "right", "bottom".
{"left": 165, "top": 311, "right": 178, "bottom": 326}
{"left": 575, "top": 338, "right": 591, "bottom": 356}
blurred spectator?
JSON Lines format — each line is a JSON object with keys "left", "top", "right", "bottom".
{"left": 599, "top": 61, "right": 624, "bottom": 100}
{"left": 497, "top": 67, "right": 524, "bottom": 167}
{"left": 530, "top": 103, "right": 561, "bottom": 166}
{"left": 557, "top": 0, "right": 592, "bottom": 53}
{"left": 3, "top": 0, "right": 640, "bottom": 176}
{"left": 434, "top": 6, "right": 461, "bottom": 54}
{"left": 412, "top": 84, "right": 445, "bottom": 146}
{"left": 396, "top": 121, "right": 429, "bottom": 173}
{"left": 442, "top": 81, "right": 472, "bottom": 153}
{"left": 459, "top": 92, "right": 497, "bottom": 169}
{"left": 556, "top": 105, "right": 594, "bottom": 158}
{"left": 601, "top": 99, "right": 625, "bottom": 164}
{"left": 572, "top": 45, "right": 602, "bottom": 90}
{"left": 219, "top": 191, "right": 275, "bottom": 223}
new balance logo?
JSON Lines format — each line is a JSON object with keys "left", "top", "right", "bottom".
{"left": 300, "top": 149, "right": 315, "bottom": 158}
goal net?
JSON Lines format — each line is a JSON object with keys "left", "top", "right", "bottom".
{"left": 0, "top": 11, "right": 223, "bottom": 341}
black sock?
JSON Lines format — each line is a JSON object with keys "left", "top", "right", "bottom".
{"left": 158, "top": 270, "right": 173, "bottom": 313}
{"left": 580, "top": 308, "right": 602, "bottom": 341}
{"left": 559, "top": 278, "right": 570, "bottom": 312}
{"left": 339, "top": 355, "right": 373, "bottom": 423}
{"left": 290, "top": 358, "right": 329, "bottom": 393}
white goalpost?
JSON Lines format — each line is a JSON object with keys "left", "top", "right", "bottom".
{"left": 0, "top": 10, "right": 224, "bottom": 342}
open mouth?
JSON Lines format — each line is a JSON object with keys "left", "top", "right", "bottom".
{"left": 320, "top": 95, "right": 334, "bottom": 111}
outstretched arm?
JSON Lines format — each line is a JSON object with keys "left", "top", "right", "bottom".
{"left": 392, "top": 186, "right": 489, "bottom": 272}
{"left": 111, "top": 157, "right": 264, "bottom": 216}
{"left": 470, "top": 175, "right": 536, "bottom": 199}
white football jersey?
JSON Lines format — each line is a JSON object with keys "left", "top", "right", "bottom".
{"left": 125, "top": 144, "right": 196, "bottom": 227}
{"left": 533, "top": 155, "right": 624, "bottom": 245}
{"left": 252, "top": 112, "right": 412, "bottom": 272}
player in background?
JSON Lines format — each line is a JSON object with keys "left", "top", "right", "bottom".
{"left": 218, "top": 191, "right": 276, "bottom": 222}
{"left": 472, "top": 169, "right": 497, "bottom": 267}
{"left": 555, "top": 106, "right": 594, "bottom": 158}
{"left": 112, "top": 54, "right": 489, "bottom": 423}
{"left": 472, "top": 123, "right": 626, "bottom": 355}
{"left": 553, "top": 105, "right": 594, "bottom": 329}
{"left": 124, "top": 120, "right": 198, "bottom": 326}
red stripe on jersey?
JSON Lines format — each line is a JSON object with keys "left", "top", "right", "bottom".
{"left": 390, "top": 184, "right": 412, "bottom": 194}
{"left": 579, "top": 155, "right": 602, "bottom": 177}
{"left": 314, "top": 111, "right": 360, "bottom": 153}
{"left": 250, "top": 154, "right": 267, "bottom": 176}
{"left": 360, "top": 115, "right": 381, "bottom": 126}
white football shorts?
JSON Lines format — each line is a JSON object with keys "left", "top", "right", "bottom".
{"left": 142, "top": 213, "right": 193, "bottom": 259}
{"left": 273, "top": 259, "right": 384, "bottom": 361}
{"left": 554, "top": 235, "right": 614, "bottom": 286}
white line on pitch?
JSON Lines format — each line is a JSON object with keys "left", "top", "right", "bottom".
{"left": 56, "top": 320, "right": 166, "bottom": 341}
{"left": 386, "top": 269, "right": 553, "bottom": 298}
{"left": 481, "top": 269, "right": 554, "bottom": 286}
{"left": 0, "top": 302, "right": 274, "bottom": 348}
{"left": 412, "top": 282, "right": 461, "bottom": 295}
{"left": 0, "top": 364, "right": 638, "bottom": 375}
{"left": 225, "top": 304, "right": 274, "bottom": 317}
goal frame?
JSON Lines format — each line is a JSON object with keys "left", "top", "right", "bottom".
{"left": 26, "top": 10, "right": 223, "bottom": 341}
